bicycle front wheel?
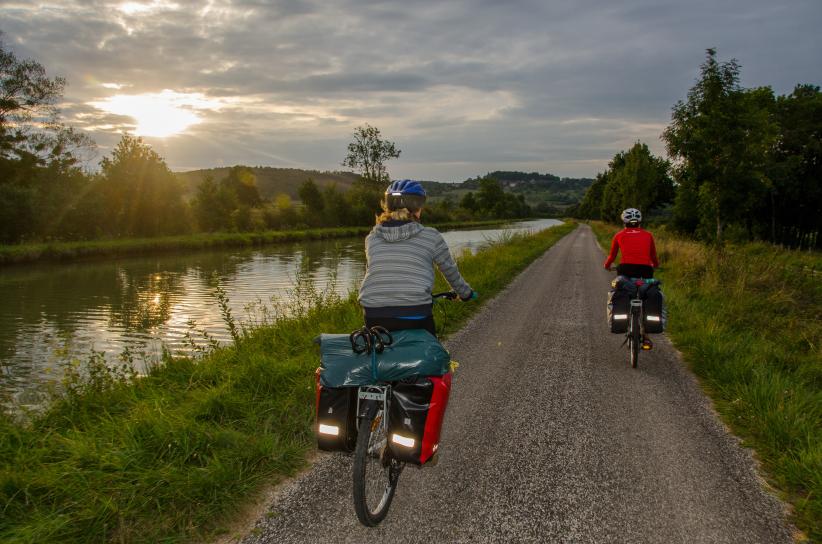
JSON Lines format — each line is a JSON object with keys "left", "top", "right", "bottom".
{"left": 352, "top": 404, "right": 402, "bottom": 526}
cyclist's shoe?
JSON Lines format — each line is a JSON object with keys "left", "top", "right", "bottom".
{"left": 641, "top": 337, "right": 654, "bottom": 351}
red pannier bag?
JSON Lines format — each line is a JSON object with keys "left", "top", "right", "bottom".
{"left": 387, "top": 373, "right": 452, "bottom": 466}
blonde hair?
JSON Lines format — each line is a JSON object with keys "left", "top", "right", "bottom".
{"left": 376, "top": 200, "right": 421, "bottom": 224}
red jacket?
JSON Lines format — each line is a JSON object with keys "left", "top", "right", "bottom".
{"left": 603, "top": 227, "right": 659, "bottom": 269}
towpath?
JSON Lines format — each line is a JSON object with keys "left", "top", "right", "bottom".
{"left": 241, "top": 224, "right": 794, "bottom": 544}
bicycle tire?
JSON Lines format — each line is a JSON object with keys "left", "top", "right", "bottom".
{"left": 352, "top": 404, "right": 401, "bottom": 526}
{"left": 629, "top": 310, "right": 640, "bottom": 369}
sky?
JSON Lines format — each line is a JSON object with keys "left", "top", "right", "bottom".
{"left": 2, "top": 0, "right": 820, "bottom": 181}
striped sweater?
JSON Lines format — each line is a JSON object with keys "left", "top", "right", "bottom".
{"left": 358, "top": 221, "right": 473, "bottom": 316}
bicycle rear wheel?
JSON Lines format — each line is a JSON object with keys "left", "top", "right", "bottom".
{"left": 629, "top": 310, "right": 640, "bottom": 368}
{"left": 352, "top": 403, "right": 402, "bottom": 526}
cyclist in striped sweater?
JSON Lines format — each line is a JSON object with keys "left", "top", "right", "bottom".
{"left": 358, "top": 180, "right": 477, "bottom": 336}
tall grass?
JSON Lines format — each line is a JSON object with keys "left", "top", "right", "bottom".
{"left": 0, "top": 222, "right": 576, "bottom": 543}
{"left": 589, "top": 221, "right": 821, "bottom": 541}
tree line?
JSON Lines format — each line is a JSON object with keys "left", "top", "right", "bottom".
{"left": 571, "top": 49, "right": 821, "bottom": 250}
{"left": 0, "top": 38, "right": 532, "bottom": 244}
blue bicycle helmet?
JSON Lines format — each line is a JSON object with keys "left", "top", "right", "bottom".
{"left": 385, "top": 179, "right": 426, "bottom": 211}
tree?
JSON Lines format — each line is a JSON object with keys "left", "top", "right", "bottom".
{"left": 341, "top": 124, "right": 400, "bottom": 188}
{"left": 600, "top": 142, "right": 673, "bottom": 222}
{"left": 298, "top": 178, "right": 325, "bottom": 214}
{"left": 476, "top": 178, "right": 505, "bottom": 213}
{"left": 663, "top": 49, "right": 776, "bottom": 243}
{"left": 322, "top": 182, "right": 351, "bottom": 226}
{"left": 194, "top": 175, "right": 237, "bottom": 231}
{"left": 766, "top": 84, "right": 822, "bottom": 248}
{"left": 222, "top": 166, "right": 261, "bottom": 207}
{"left": 99, "top": 135, "right": 190, "bottom": 236}
{"left": 573, "top": 172, "right": 607, "bottom": 219}
{"left": 0, "top": 32, "right": 65, "bottom": 131}
{"left": 460, "top": 192, "right": 479, "bottom": 214}
{"left": 0, "top": 34, "right": 96, "bottom": 243}
{"left": 270, "top": 193, "right": 297, "bottom": 227}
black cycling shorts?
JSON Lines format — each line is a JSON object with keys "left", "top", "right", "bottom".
{"left": 617, "top": 263, "right": 654, "bottom": 278}
{"left": 364, "top": 315, "right": 436, "bottom": 337}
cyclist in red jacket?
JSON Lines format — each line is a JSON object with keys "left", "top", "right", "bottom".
{"left": 604, "top": 208, "right": 659, "bottom": 350}
{"left": 603, "top": 208, "right": 659, "bottom": 278}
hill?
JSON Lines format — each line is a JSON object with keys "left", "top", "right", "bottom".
{"left": 176, "top": 167, "right": 360, "bottom": 200}
{"left": 422, "top": 171, "right": 593, "bottom": 212}
{"left": 176, "top": 167, "right": 592, "bottom": 213}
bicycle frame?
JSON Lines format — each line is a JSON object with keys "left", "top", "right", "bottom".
{"left": 629, "top": 299, "right": 643, "bottom": 331}
{"left": 357, "top": 385, "right": 390, "bottom": 421}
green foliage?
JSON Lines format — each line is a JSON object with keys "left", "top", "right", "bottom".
{"left": 578, "top": 49, "right": 819, "bottom": 250}
{"left": 663, "top": 49, "right": 778, "bottom": 244}
{"left": 602, "top": 142, "right": 673, "bottom": 222}
{"left": 460, "top": 191, "right": 479, "bottom": 213}
{"left": 341, "top": 123, "right": 400, "bottom": 189}
{"left": 764, "top": 84, "right": 822, "bottom": 249}
{"left": 0, "top": 31, "right": 64, "bottom": 129}
{"left": 97, "top": 135, "right": 191, "bottom": 237}
{"left": 297, "top": 178, "right": 324, "bottom": 217}
{"left": 194, "top": 175, "right": 237, "bottom": 232}
{"left": 571, "top": 172, "right": 607, "bottom": 220}
{"left": 468, "top": 177, "right": 532, "bottom": 219}
{"left": 176, "top": 167, "right": 360, "bottom": 201}
{"left": 0, "top": 222, "right": 575, "bottom": 543}
{"left": 572, "top": 143, "right": 672, "bottom": 223}
{"left": 590, "top": 221, "right": 821, "bottom": 540}
{"left": 477, "top": 177, "right": 505, "bottom": 211}
{"left": 0, "top": 35, "right": 97, "bottom": 244}
{"left": 223, "top": 166, "right": 262, "bottom": 207}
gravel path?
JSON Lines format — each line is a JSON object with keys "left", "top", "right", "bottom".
{"left": 242, "top": 224, "right": 795, "bottom": 544}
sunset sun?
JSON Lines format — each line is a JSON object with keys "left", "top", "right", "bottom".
{"left": 90, "top": 90, "right": 221, "bottom": 137}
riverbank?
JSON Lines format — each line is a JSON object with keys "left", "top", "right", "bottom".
{"left": 0, "top": 220, "right": 513, "bottom": 265}
{"left": 589, "top": 221, "right": 821, "bottom": 541}
{"left": 0, "top": 221, "right": 577, "bottom": 543}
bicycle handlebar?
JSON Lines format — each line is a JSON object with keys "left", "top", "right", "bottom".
{"left": 432, "top": 291, "right": 459, "bottom": 300}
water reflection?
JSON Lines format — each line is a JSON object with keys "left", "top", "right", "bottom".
{"left": 0, "top": 219, "right": 561, "bottom": 402}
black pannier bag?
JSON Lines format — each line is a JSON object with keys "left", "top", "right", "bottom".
{"left": 315, "top": 372, "right": 358, "bottom": 452}
{"left": 642, "top": 282, "right": 666, "bottom": 334}
{"left": 387, "top": 373, "right": 452, "bottom": 466}
{"left": 607, "top": 276, "right": 635, "bottom": 334}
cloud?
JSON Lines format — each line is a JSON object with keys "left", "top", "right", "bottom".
{"left": 1, "top": 0, "right": 820, "bottom": 179}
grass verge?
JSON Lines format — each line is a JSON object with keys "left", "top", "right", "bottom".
{"left": 588, "top": 221, "right": 821, "bottom": 541}
{"left": 0, "top": 220, "right": 514, "bottom": 265}
{"left": 0, "top": 221, "right": 577, "bottom": 543}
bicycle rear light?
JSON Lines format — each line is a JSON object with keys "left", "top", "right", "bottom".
{"left": 318, "top": 424, "right": 340, "bottom": 436}
{"left": 391, "top": 434, "right": 415, "bottom": 448}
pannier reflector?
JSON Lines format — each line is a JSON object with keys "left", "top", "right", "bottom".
{"left": 613, "top": 314, "right": 628, "bottom": 319}
{"left": 646, "top": 315, "right": 661, "bottom": 322}
{"left": 391, "top": 434, "right": 415, "bottom": 448}
{"left": 318, "top": 424, "right": 340, "bottom": 436}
